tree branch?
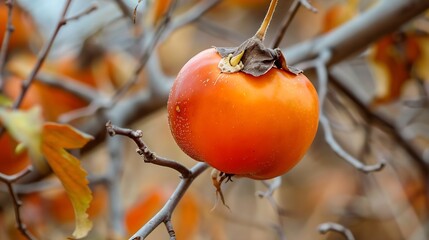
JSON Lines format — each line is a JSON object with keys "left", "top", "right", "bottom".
{"left": 309, "top": 50, "right": 385, "bottom": 173}
{"left": 130, "top": 162, "right": 209, "bottom": 240}
{"left": 319, "top": 222, "right": 355, "bottom": 240}
{"left": 285, "top": 0, "right": 429, "bottom": 65}
{"left": 0, "top": 0, "right": 15, "bottom": 91}
{"left": 12, "top": 1, "right": 97, "bottom": 110}
{"left": 0, "top": 167, "right": 35, "bottom": 240}
{"left": 112, "top": 0, "right": 133, "bottom": 20}
{"left": 105, "top": 121, "right": 192, "bottom": 178}
{"left": 271, "top": 0, "right": 317, "bottom": 48}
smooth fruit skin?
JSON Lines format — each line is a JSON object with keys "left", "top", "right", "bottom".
{"left": 168, "top": 48, "right": 319, "bottom": 180}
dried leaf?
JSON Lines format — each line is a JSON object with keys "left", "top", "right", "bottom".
{"left": 41, "top": 123, "right": 94, "bottom": 239}
{"left": 0, "top": 107, "right": 46, "bottom": 171}
{"left": 369, "top": 32, "right": 423, "bottom": 104}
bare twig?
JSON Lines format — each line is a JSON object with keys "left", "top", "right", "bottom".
{"left": 0, "top": 167, "right": 35, "bottom": 240}
{"left": 0, "top": 0, "right": 15, "bottom": 91}
{"left": 130, "top": 162, "right": 209, "bottom": 240}
{"left": 63, "top": 4, "right": 98, "bottom": 23}
{"left": 164, "top": 220, "right": 176, "bottom": 240}
{"left": 114, "top": 0, "right": 220, "bottom": 103}
{"left": 318, "top": 222, "right": 355, "bottom": 240}
{"left": 0, "top": 2, "right": 98, "bottom": 239}
{"left": 12, "top": 1, "right": 97, "bottom": 110}
{"left": 159, "top": 0, "right": 221, "bottom": 43}
{"left": 106, "top": 136, "right": 126, "bottom": 235}
{"left": 105, "top": 121, "right": 192, "bottom": 178}
{"left": 112, "top": 0, "right": 177, "bottom": 102}
{"left": 256, "top": 177, "right": 289, "bottom": 240}
{"left": 312, "top": 50, "right": 385, "bottom": 173}
{"left": 271, "top": 0, "right": 317, "bottom": 48}
{"left": 196, "top": 18, "right": 246, "bottom": 43}
{"left": 112, "top": 0, "right": 133, "bottom": 20}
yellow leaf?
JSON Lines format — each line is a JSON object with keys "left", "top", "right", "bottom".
{"left": 42, "top": 123, "right": 94, "bottom": 239}
{"left": 0, "top": 107, "right": 46, "bottom": 171}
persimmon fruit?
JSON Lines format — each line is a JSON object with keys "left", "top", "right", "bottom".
{"left": 167, "top": 49, "right": 319, "bottom": 180}
{"left": 168, "top": 0, "right": 318, "bottom": 180}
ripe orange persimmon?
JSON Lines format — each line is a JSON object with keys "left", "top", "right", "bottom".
{"left": 168, "top": 48, "right": 319, "bottom": 180}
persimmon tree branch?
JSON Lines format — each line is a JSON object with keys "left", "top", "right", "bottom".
{"left": 112, "top": 0, "right": 133, "bottom": 20}
{"left": 113, "top": 0, "right": 219, "bottom": 102}
{"left": 105, "top": 122, "right": 209, "bottom": 239}
{"left": 112, "top": 0, "right": 178, "bottom": 102}
{"left": 12, "top": 1, "right": 97, "bottom": 110}
{"left": 256, "top": 177, "right": 289, "bottom": 240}
{"left": 271, "top": 0, "right": 317, "bottom": 48}
{"left": 0, "top": 0, "right": 14, "bottom": 91}
{"left": 318, "top": 222, "right": 355, "bottom": 240}
{"left": 0, "top": 168, "right": 35, "bottom": 240}
{"left": 305, "top": 50, "right": 385, "bottom": 173}
{"left": 0, "top": 2, "right": 97, "bottom": 239}
{"left": 106, "top": 121, "right": 192, "bottom": 177}
{"left": 285, "top": 0, "right": 429, "bottom": 65}
{"left": 130, "top": 162, "right": 209, "bottom": 240}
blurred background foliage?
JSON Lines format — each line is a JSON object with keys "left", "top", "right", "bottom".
{"left": 0, "top": 0, "right": 428, "bottom": 239}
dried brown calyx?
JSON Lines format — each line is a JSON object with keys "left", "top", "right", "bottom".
{"left": 214, "top": 0, "right": 302, "bottom": 77}
{"left": 215, "top": 36, "right": 302, "bottom": 77}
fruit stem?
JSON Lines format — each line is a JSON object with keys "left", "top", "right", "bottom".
{"left": 254, "top": 0, "right": 278, "bottom": 41}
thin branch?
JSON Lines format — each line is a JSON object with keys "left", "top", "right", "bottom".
{"left": 111, "top": 0, "right": 177, "bottom": 102}
{"left": 318, "top": 222, "right": 355, "bottom": 240}
{"left": 63, "top": 4, "right": 98, "bottom": 23}
{"left": 256, "top": 177, "right": 289, "bottom": 240}
{"left": 312, "top": 50, "right": 385, "bottom": 173}
{"left": 159, "top": 0, "right": 221, "bottom": 43}
{"left": 113, "top": 0, "right": 220, "bottom": 103}
{"left": 105, "top": 121, "right": 192, "bottom": 178}
{"left": 130, "top": 162, "right": 209, "bottom": 240}
{"left": 0, "top": 167, "right": 35, "bottom": 240}
{"left": 12, "top": 0, "right": 97, "bottom": 110}
{"left": 106, "top": 136, "right": 126, "bottom": 235}
{"left": 112, "top": 0, "right": 133, "bottom": 20}
{"left": 328, "top": 74, "right": 429, "bottom": 175}
{"left": 196, "top": 17, "right": 246, "bottom": 43}
{"left": 164, "top": 220, "right": 176, "bottom": 240}
{"left": 0, "top": 0, "right": 15, "bottom": 91}
{"left": 271, "top": 0, "right": 317, "bottom": 48}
